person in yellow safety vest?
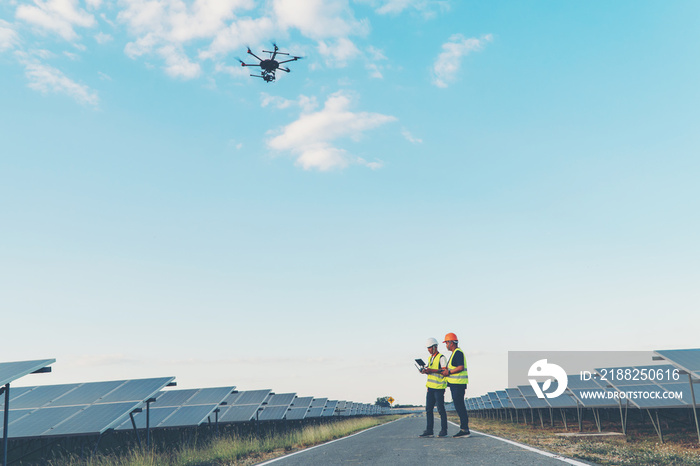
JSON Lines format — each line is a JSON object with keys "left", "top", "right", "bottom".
{"left": 419, "top": 337, "right": 448, "bottom": 437}
{"left": 441, "top": 332, "right": 471, "bottom": 438}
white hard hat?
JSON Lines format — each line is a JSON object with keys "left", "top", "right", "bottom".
{"left": 426, "top": 337, "right": 438, "bottom": 347}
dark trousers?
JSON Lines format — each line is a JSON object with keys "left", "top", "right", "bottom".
{"left": 425, "top": 388, "right": 447, "bottom": 433}
{"left": 448, "top": 384, "right": 469, "bottom": 431}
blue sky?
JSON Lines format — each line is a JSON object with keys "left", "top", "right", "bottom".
{"left": 2, "top": 0, "right": 699, "bottom": 405}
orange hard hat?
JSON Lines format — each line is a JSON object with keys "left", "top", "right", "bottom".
{"left": 443, "top": 332, "right": 458, "bottom": 343}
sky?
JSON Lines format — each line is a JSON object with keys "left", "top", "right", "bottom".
{"left": 1, "top": 0, "right": 699, "bottom": 406}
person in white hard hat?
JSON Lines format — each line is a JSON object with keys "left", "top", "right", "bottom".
{"left": 419, "top": 337, "right": 448, "bottom": 437}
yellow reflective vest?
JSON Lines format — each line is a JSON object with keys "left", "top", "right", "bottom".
{"left": 446, "top": 348, "right": 468, "bottom": 385}
{"left": 426, "top": 353, "right": 447, "bottom": 389}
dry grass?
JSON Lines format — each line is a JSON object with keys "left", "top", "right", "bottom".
{"left": 459, "top": 414, "right": 700, "bottom": 465}
{"left": 48, "top": 415, "right": 404, "bottom": 466}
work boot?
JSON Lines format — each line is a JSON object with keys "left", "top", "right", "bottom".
{"left": 453, "top": 429, "right": 471, "bottom": 438}
{"left": 419, "top": 431, "right": 434, "bottom": 437}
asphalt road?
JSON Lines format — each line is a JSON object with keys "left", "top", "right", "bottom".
{"left": 257, "top": 415, "right": 593, "bottom": 465}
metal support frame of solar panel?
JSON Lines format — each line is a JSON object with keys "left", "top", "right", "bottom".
{"left": 595, "top": 364, "right": 692, "bottom": 442}
{"left": 517, "top": 385, "right": 556, "bottom": 428}
{"left": 257, "top": 393, "right": 296, "bottom": 421}
{"left": 114, "top": 386, "right": 235, "bottom": 430}
{"left": 0, "top": 377, "right": 174, "bottom": 440}
{"left": 322, "top": 400, "right": 338, "bottom": 417}
{"left": 285, "top": 396, "right": 313, "bottom": 421}
{"left": 217, "top": 389, "right": 271, "bottom": 423}
{"left": 653, "top": 348, "right": 700, "bottom": 443}
{"left": 522, "top": 382, "right": 577, "bottom": 429}
{"left": 564, "top": 374, "right": 621, "bottom": 432}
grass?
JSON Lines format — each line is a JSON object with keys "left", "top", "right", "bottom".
{"left": 48, "top": 415, "right": 404, "bottom": 466}
{"left": 461, "top": 414, "right": 700, "bottom": 465}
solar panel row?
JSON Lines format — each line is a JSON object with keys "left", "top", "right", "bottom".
{"left": 0, "top": 359, "right": 389, "bottom": 448}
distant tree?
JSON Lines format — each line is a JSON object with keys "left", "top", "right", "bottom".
{"left": 375, "top": 396, "right": 391, "bottom": 407}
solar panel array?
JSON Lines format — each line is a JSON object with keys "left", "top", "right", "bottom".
{"left": 0, "top": 377, "right": 174, "bottom": 439}
{"left": 1, "top": 356, "right": 391, "bottom": 455}
{"left": 114, "top": 386, "right": 235, "bottom": 430}
{"left": 465, "top": 347, "right": 700, "bottom": 441}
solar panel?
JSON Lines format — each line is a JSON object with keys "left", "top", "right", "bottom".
{"left": 505, "top": 388, "right": 530, "bottom": 409}
{"left": 257, "top": 405, "right": 290, "bottom": 421}
{"left": 0, "top": 359, "right": 55, "bottom": 387}
{"left": 517, "top": 385, "right": 549, "bottom": 409}
{"left": 284, "top": 396, "right": 313, "bottom": 420}
{"left": 322, "top": 400, "right": 338, "bottom": 417}
{"left": 234, "top": 390, "right": 271, "bottom": 405}
{"left": 306, "top": 407, "right": 324, "bottom": 418}
{"left": 285, "top": 407, "right": 309, "bottom": 420}
{"left": 566, "top": 375, "right": 619, "bottom": 408}
{"left": 5, "top": 384, "right": 81, "bottom": 409}
{"left": 114, "top": 386, "right": 235, "bottom": 430}
{"left": 539, "top": 381, "right": 578, "bottom": 408}
{"left": 218, "top": 405, "right": 259, "bottom": 423}
{"left": 259, "top": 393, "right": 295, "bottom": 420}
{"left": 495, "top": 391, "right": 513, "bottom": 409}
{"left": 265, "top": 393, "right": 296, "bottom": 407}
{"left": 310, "top": 397, "right": 327, "bottom": 408}
{"left": 594, "top": 364, "right": 690, "bottom": 409}
{"left": 217, "top": 389, "right": 271, "bottom": 423}
{"left": 291, "top": 396, "right": 313, "bottom": 409}
{"left": 0, "top": 377, "right": 175, "bottom": 439}
{"left": 654, "top": 349, "right": 700, "bottom": 379}
{"left": 486, "top": 392, "right": 503, "bottom": 409}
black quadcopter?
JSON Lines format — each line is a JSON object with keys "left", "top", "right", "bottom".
{"left": 238, "top": 44, "right": 302, "bottom": 83}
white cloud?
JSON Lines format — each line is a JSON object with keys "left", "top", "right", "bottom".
{"left": 267, "top": 91, "right": 396, "bottom": 171}
{"left": 431, "top": 33, "right": 491, "bottom": 88}
{"left": 158, "top": 44, "right": 201, "bottom": 79}
{"left": 214, "top": 61, "right": 249, "bottom": 78}
{"left": 0, "top": 20, "right": 19, "bottom": 52}
{"left": 363, "top": 0, "right": 449, "bottom": 18}
{"left": 401, "top": 128, "right": 422, "bottom": 144}
{"left": 18, "top": 55, "right": 98, "bottom": 106}
{"left": 366, "top": 63, "right": 382, "bottom": 79}
{"left": 261, "top": 93, "right": 318, "bottom": 112}
{"left": 318, "top": 37, "right": 360, "bottom": 67}
{"left": 200, "top": 16, "right": 275, "bottom": 59}
{"left": 94, "top": 31, "right": 112, "bottom": 43}
{"left": 366, "top": 45, "right": 386, "bottom": 61}
{"left": 272, "top": 0, "right": 368, "bottom": 40}
{"left": 118, "top": 0, "right": 270, "bottom": 76}
{"left": 16, "top": 0, "right": 96, "bottom": 42}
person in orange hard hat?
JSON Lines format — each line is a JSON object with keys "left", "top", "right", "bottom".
{"left": 441, "top": 332, "right": 470, "bottom": 437}
{"left": 418, "top": 337, "right": 448, "bottom": 437}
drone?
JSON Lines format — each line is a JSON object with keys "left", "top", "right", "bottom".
{"left": 238, "top": 44, "right": 302, "bottom": 83}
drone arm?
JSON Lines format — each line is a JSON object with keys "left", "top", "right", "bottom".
{"left": 277, "top": 57, "right": 299, "bottom": 64}
{"left": 278, "top": 67, "right": 290, "bottom": 73}
{"left": 246, "top": 49, "right": 264, "bottom": 62}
